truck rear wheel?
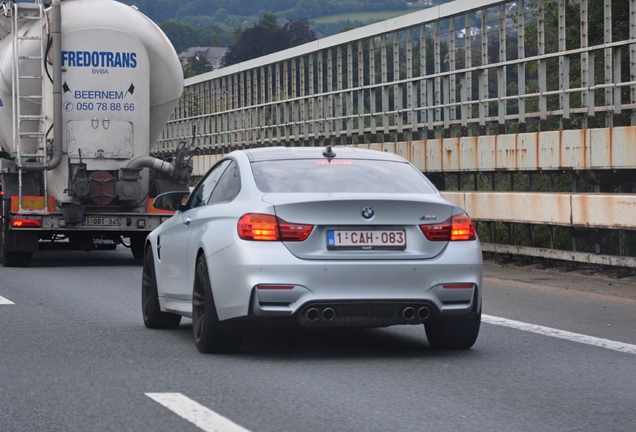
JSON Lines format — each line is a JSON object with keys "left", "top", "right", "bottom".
{"left": 0, "top": 222, "right": 33, "bottom": 267}
{"left": 130, "top": 233, "right": 147, "bottom": 260}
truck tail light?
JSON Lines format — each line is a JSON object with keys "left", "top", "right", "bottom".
{"left": 420, "top": 214, "right": 476, "bottom": 241}
{"left": 238, "top": 214, "right": 313, "bottom": 242}
{"left": 11, "top": 215, "right": 42, "bottom": 228}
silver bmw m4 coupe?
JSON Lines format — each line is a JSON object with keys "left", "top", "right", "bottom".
{"left": 142, "top": 146, "right": 482, "bottom": 353}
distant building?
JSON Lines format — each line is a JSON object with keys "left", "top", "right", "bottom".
{"left": 179, "top": 47, "right": 229, "bottom": 70}
{"left": 418, "top": 0, "right": 434, "bottom": 6}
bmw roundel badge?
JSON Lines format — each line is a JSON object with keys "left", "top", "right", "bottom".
{"left": 362, "top": 207, "right": 374, "bottom": 219}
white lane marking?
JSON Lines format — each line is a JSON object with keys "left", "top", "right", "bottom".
{"left": 483, "top": 314, "right": 636, "bottom": 355}
{"left": 0, "top": 295, "right": 15, "bottom": 305}
{"left": 146, "top": 393, "right": 250, "bottom": 432}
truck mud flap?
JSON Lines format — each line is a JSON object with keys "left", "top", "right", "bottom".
{"left": 5, "top": 231, "right": 39, "bottom": 253}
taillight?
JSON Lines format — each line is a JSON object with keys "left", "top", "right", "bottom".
{"left": 11, "top": 215, "right": 42, "bottom": 228}
{"left": 237, "top": 214, "right": 313, "bottom": 242}
{"left": 279, "top": 221, "right": 314, "bottom": 241}
{"left": 449, "top": 214, "right": 476, "bottom": 241}
{"left": 420, "top": 214, "right": 476, "bottom": 241}
{"left": 238, "top": 214, "right": 279, "bottom": 240}
{"left": 420, "top": 220, "right": 451, "bottom": 241}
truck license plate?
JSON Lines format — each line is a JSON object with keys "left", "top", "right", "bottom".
{"left": 83, "top": 217, "right": 121, "bottom": 227}
{"left": 327, "top": 230, "right": 406, "bottom": 249}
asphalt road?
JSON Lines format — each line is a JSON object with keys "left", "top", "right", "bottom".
{"left": 1, "top": 249, "right": 635, "bottom": 432}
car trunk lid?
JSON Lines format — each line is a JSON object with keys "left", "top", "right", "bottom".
{"left": 262, "top": 193, "right": 454, "bottom": 260}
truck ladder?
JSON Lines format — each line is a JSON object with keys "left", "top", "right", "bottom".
{"left": 11, "top": 1, "right": 50, "bottom": 215}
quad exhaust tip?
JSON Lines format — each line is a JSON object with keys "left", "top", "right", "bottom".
{"left": 417, "top": 306, "right": 431, "bottom": 320}
{"left": 322, "top": 308, "right": 336, "bottom": 321}
{"left": 306, "top": 308, "right": 320, "bottom": 321}
{"left": 305, "top": 305, "right": 430, "bottom": 322}
{"left": 403, "top": 306, "right": 431, "bottom": 321}
{"left": 402, "top": 307, "right": 416, "bottom": 320}
{"left": 305, "top": 307, "right": 337, "bottom": 322}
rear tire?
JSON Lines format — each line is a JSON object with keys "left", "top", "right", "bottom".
{"left": 142, "top": 245, "right": 182, "bottom": 329}
{"left": 0, "top": 221, "right": 32, "bottom": 268}
{"left": 424, "top": 312, "right": 481, "bottom": 350}
{"left": 192, "top": 254, "right": 243, "bottom": 354}
{"left": 131, "top": 233, "right": 147, "bottom": 260}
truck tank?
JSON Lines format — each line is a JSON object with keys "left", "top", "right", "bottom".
{"left": 0, "top": 0, "right": 192, "bottom": 266}
{"left": 0, "top": 0, "right": 184, "bottom": 163}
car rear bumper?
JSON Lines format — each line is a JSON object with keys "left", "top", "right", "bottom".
{"left": 205, "top": 239, "right": 482, "bottom": 323}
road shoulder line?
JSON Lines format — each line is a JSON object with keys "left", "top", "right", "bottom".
{"left": 483, "top": 314, "right": 636, "bottom": 355}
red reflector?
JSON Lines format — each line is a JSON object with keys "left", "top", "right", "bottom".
{"left": 256, "top": 285, "right": 294, "bottom": 290}
{"left": 237, "top": 214, "right": 313, "bottom": 242}
{"left": 443, "top": 284, "right": 475, "bottom": 289}
{"left": 11, "top": 215, "right": 42, "bottom": 228}
{"left": 420, "top": 214, "right": 476, "bottom": 242}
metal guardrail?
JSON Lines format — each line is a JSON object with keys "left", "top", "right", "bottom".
{"left": 158, "top": 0, "right": 636, "bottom": 152}
{"left": 158, "top": 0, "right": 636, "bottom": 268}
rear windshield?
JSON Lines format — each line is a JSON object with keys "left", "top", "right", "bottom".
{"left": 251, "top": 159, "right": 437, "bottom": 194}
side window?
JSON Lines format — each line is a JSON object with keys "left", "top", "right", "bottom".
{"left": 188, "top": 160, "right": 232, "bottom": 209}
{"left": 208, "top": 161, "right": 241, "bottom": 205}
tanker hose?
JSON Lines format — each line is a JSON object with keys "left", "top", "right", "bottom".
{"left": 126, "top": 157, "right": 176, "bottom": 177}
{"left": 48, "top": 0, "right": 63, "bottom": 171}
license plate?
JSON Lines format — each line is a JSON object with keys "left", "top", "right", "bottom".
{"left": 327, "top": 230, "right": 406, "bottom": 249}
{"left": 82, "top": 217, "right": 121, "bottom": 227}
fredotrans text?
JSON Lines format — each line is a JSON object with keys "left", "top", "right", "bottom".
{"left": 62, "top": 51, "right": 137, "bottom": 68}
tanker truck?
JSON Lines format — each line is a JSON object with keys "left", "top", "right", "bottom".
{"left": 0, "top": 0, "right": 193, "bottom": 267}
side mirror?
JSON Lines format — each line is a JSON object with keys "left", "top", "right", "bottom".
{"left": 153, "top": 191, "right": 190, "bottom": 211}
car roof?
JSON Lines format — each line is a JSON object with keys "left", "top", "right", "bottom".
{"left": 243, "top": 146, "right": 406, "bottom": 162}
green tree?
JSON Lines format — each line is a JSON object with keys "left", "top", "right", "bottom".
{"left": 222, "top": 13, "right": 316, "bottom": 66}
{"left": 184, "top": 55, "right": 213, "bottom": 78}
{"left": 160, "top": 20, "right": 233, "bottom": 53}
{"left": 258, "top": 12, "right": 280, "bottom": 31}
{"left": 160, "top": 20, "right": 202, "bottom": 53}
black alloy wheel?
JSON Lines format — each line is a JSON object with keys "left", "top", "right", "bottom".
{"left": 142, "top": 245, "right": 182, "bottom": 329}
{"left": 192, "top": 254, "right": 244, "bottom": 354}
